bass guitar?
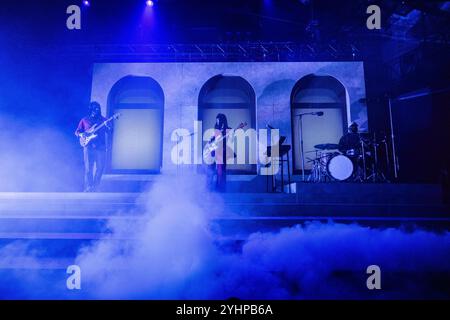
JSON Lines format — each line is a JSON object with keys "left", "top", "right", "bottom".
{"left": 203, "top": 122, "right": 247, "bottom": 164}
{"left": 79, "top": 113, "right": 121, "bottom": 147}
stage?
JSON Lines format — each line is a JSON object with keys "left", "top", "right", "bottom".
{"left": 1, "top": 0, "right": 450, "bottom": 301}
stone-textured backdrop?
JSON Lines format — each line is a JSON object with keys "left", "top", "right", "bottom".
{"left": 91, "top": 62, "right": 367, "bottom": 174}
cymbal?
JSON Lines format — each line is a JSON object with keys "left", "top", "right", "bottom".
{"left": 314, "top": 143, "right": 339, "bottom": 150}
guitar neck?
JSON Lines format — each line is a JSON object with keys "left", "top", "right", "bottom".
{"left": 92, "top": 117, "right": 112, "bottom": 133}
{"left": 214, "top": 125, "right": 244, "bottom": 144}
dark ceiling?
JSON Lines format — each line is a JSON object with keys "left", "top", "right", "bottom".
{"left": 0, "top": 1, "right": 448, "bottom": 66}
{"left": 2, "top": 0, "right": 449, "bottom": 44}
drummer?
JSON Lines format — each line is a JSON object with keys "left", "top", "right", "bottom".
{"left": 338, "top": 122, "right": 361, "bottom": 156}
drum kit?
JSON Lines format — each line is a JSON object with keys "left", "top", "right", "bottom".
{"left": 307, "top": 133, "right": 390, "bottom": 183}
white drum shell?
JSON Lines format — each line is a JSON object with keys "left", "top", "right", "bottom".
{"left": 327, "top": 154, "right": 354, "bottom": 181}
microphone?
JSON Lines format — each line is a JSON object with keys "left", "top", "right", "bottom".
{"left": 267, "top": 124, "right": 275, "bottom": 130}
{"left": 297, "top": 111, "right": 324, "bottom": 117}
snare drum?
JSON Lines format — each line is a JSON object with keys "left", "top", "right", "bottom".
{"left": 327, "top": 154, "right": 354, "bottom": 181}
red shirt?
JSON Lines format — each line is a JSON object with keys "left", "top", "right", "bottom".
{"left": 75, "top": 116, "right": 109, "bottom": 149}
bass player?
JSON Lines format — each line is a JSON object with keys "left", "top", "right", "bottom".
{"left": 75, "top": 102, "right": 112, "bottom": 192}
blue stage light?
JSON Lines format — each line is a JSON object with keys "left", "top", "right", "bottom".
{"left": 146, "top": 0, "right": 154, "bottom": 7}
{"left": 82, "top": 0, "right": 90, "bottom": 7}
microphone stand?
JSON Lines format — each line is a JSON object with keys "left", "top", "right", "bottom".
{"left": 299, "top": 115, "right": 305, "bottom": 181}
{"left": 296, "top": 112, "right": 320, "bottom": 182}
{"left": 388, "top": 98, "right": 399, "bottom": 179}
{"left": 359, "top": 133, "right": 367, "bottom": 181}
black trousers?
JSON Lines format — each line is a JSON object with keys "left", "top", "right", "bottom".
{"left": 83, "top": 147, "right": 106, "bottom": 190}
{"left": 206, "top": 163, "right": 227, "bottom": 192}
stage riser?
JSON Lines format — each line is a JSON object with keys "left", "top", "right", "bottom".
{"left": 98, "top": 180, "right": 446, "bottom": 203}
{"left": 0, "top": 239, "right": 96, "bottom": 259}
{"left": 214, "top": 219, "right": 450, "bottom": 236}
{"left": 0, "top": 203, "right": 140, "bottom": 213}
{"left": 99, "top": 180, "right": 270, "bottom": 193}
{"left": 2, "top": 206, "right": 447, "bottom": 218}
{"left": 0, "top": 219, "right": 111, "bottom": 233}
{"left": 1, "top": 218, "right": 449, "bottom": 237}
{"left": 1, "top": 203, "right": 448, "bottom": 219}
{"left": 226, "top": 204, "right": 450, "bottom": 217}
{"left": 1, "top": 218, "right": 449, "bottom": 261}
{"left": 295, "top": 183, "right": 444, "bottom": 204}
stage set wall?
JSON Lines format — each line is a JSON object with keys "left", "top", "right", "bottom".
{"left": 90, "top": 62, "right": 368, "bottom": 175}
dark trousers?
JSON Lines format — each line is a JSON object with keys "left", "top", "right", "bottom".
{"left": 206, "top": 163, "right": 227, "bottom": 192}
{"left": 83, "top": 147, "right": 106, "bottom": 191}
{"left": 216, "top": 164, "right": 227, "bottom": 192}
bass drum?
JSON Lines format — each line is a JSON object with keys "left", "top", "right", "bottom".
{"left": 327, "top": 154, "right": 354, "bottom": 181}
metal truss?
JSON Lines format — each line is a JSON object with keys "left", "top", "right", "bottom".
{"left": 43, "top": 41, "right": 361, "bottom": 62}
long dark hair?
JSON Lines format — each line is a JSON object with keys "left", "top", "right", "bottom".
{"left": 88, "top": 101, "right": 102, "bottom": 119}
{"left": 215, "top": 113, "right": 230, "bottom": 132}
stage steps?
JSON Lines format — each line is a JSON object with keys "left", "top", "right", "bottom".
{"left": 0, "top": 186, "right": 448, "bottom": 228}
{"left": 0, "top": 185, "right": 448, "bottom": 267}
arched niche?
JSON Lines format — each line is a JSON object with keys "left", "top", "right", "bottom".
{"left": 107, "top": 75, "right": 164, "bottom": 174}
{"left": 198, "top": 75, "right": 256, "bottom": 174}
{"left": 290, "top": 74, "right": 348, "bottom": 173}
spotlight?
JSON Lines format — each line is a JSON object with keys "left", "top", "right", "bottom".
{"left": 82, "top": 0, "right": 90, "bottom": 6}
{"left": 146, "top": 0, "right": 154, "bottom": 7}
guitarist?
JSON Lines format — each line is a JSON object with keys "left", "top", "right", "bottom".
{"left": 210, "top": 113, "right": 232, "bottom": 192}
{"left": 75, "top": 102, "right": 112, "bottom": 192}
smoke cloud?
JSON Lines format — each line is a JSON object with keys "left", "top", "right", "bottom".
{"left": 74, "top": 176, "right": 450, "bottom": 299}
{"left": 0, "top": 114, "right": 82, "bottom": 192}
{"left": 76, "top": 175, "right": 223, "bottom": 299}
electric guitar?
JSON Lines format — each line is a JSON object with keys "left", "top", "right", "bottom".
{"left": 203, "top": 122, "right": 247, "bottom": 164}
{"left": 79, "top": 113, "right": 121, "bottom": 147}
